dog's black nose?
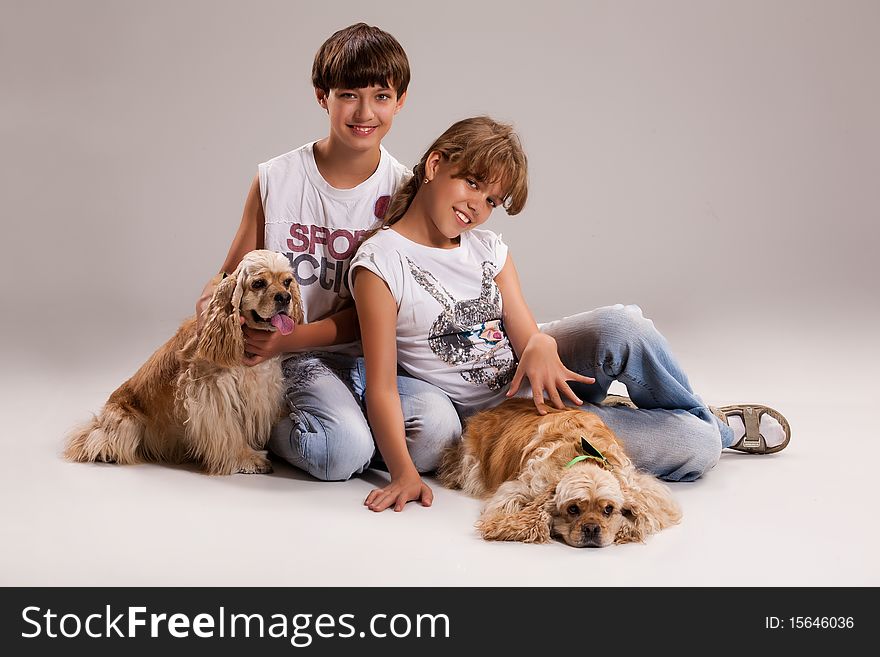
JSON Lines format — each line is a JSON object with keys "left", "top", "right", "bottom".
{"left": 275, "top": 292, "right": 291, "bottom": 306}
{"left": 582, "top": 523, "right": 601, "bottom": 539}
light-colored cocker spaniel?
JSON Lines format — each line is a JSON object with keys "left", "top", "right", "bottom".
{"left": 64, "top": 250, "right": 302, "bottom": 475}
{"left": 440, "top": 398, "right": 681, "bottom": 547}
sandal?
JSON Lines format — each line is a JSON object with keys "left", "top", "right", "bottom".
{"left": 711, "top": 404, "right": 791, "bottom": 454}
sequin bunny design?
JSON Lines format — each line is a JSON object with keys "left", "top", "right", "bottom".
{"left": 406, "top": 257, "right": 516, "bottom": 390}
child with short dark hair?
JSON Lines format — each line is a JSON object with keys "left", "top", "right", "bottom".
{"left": 196, "top": 23, "right": 463, "bottom": 482}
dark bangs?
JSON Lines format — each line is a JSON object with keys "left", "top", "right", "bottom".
{"left": 312, "top": 24, "right": 410, "bottom": 96}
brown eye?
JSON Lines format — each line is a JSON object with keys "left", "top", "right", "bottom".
{"left": 251, "top": 279, "right": 266, "bottom": 289}
{"left": 567, "top": 504, "right": 580, "bottom": 516}
{"left": 603, "top": 505, "right": 614, "bottom": 516}
{"left": 283, "top": 278, "right": 292, "bottom": 288}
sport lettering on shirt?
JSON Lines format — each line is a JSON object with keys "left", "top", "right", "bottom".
{"left": 287, "top": 224, "right": 370, "bottom": 259}
{"left": 286, "top": 252, "right": 352, "bottom": 296}
{"left": 285, "top": 224, "right": 370, "bottom": 297}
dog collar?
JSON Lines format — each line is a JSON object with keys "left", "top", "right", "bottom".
{"left": 564, "top": 437, "right": 613, "bottom": 471}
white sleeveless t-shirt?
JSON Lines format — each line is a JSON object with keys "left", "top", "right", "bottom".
{"left": 259, "top": 142, "right": 410, "bottom": 354}
{"left": 349, "top": 228, "right": 516, "bottom": 416}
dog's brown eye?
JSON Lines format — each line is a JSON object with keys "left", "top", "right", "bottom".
{"left": 283, "top": 278, "right": 292, "bottom": 288}
{"left": 251, "top": 279, "right": 266, "bottom": 289}
{"left": 603, "top": 505, "right": 614, "bottom": 516}
{"left": 567, "top": 504, "right": 580, "bottom": 516}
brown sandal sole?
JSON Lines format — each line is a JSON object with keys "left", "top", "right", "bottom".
{"left": 713, "top": 404, "right": 791, "bottom": 454}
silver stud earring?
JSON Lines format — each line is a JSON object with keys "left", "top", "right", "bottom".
{"left": 423, "top": 178, "right": 429, "bottom": 184}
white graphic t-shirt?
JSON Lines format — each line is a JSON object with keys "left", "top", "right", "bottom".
{"left": 260, "top": 142, "right": 410, "bottom": 354}
{"left": 349, "top": 227, "right": 516, "bottom": 416}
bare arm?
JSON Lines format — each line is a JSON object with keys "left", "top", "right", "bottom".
{"left": 494, "top": 254, "right": 540, "bottom": 357}
{"left": 241, "top": 306, "right": 360, "bottom": 365}
{"left": 352, "top": 267, "right": 433, "bottom": 512}
{"left": 195, "top": 174, "right": 265, "bottom": 325}
{"left": 495, "top": 254, "right": 594, "bottom": 413}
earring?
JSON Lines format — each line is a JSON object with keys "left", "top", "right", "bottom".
{"left": 423, "top": 178, "right": 429, "bottom": 184}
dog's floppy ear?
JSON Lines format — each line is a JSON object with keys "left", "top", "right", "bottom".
{"left": 196, "top": 266, "right": 247, "bottom": 366}
{"left": 476, "top": 488, "right": 555, "bottom": 544}
{"left": 289, "top": 277, "right": 304, "bottom": 325}
{"left": 614, "top": 469, "right": 682, "bottom": 544}
{"left": 229, "top": 264, "right": 247, "bottom": 316}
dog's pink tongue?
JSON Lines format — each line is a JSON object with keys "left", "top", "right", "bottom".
{"left": 270, "top": 313, "right": 295, "bottom": 335}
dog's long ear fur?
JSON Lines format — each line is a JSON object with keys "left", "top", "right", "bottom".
{"left": 196, "top": 267, "right": 246, "bottom": 366}
{"left": 476, "top": 488, "right": 555, "bottom": 544}
{"left": 289, "top": 276, "right": 305, "bottom": 325}
{"left": 614, "top": 469, "right": 682, "bottom": 544}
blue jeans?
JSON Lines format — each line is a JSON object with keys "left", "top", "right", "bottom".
{"left": 270, "top": 304, "right": 733, "bottom": 483}
{"left": 269, "top": 353, "right": 462, "bottom": 481}
{"left": 538, "top": 304, "right": 735, "bottom": 481}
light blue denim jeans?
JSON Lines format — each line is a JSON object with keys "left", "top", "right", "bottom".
{"left": 268, "top": 352, "right": 462, "bottom": 481}
{"left": 537, "top": 304, "right": 735, "bottom": 481}
{"left": 270, "top": 304, "right": 733, "bottom": 483}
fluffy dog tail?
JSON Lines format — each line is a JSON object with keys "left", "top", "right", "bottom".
{"left": 438, "top": 441, "right": 490, "bottom": 498}
{"left": 63, "top": 403, "right": 145, "bottom": 465}
{"left": 438, "top": 441, "right": 465, "bottom": 489}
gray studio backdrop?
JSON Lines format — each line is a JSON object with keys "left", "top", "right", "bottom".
{"left": 2, "top": 0, "right": 878, "bottom": 382}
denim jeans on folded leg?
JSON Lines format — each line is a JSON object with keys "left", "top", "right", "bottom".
{"left": 539, "top": 304, "right": 735, "bottom": 482}
{"left": 268, "top": 352, "right": 461, "bottom": 481}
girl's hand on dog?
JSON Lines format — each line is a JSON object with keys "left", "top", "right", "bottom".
{"left": 365, "top": 471, "right": 433, "bottom": 512}
{"left": 507, "top": 333, "right": 595, "bottom": 414}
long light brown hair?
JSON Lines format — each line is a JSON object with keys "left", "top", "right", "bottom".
{"left": 380, "top": 116, "right": 529, "bottom": 233}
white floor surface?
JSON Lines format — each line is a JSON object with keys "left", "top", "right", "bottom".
{"left": 2, "top": 320, "right": 877, "bottom": 587}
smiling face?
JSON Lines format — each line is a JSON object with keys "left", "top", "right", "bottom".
{"left": 415, "top": 154, "right": 508, "bottom": 245}
{"left": 317, "top": 84, "right": 405, "bottom": 154}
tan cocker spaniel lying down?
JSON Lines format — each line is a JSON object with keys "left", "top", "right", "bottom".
{"left": 65, "top": 250, "right": 302, "bottom": 475}
{"left": 440, "top": 398, "right": 682, "bottom": 547}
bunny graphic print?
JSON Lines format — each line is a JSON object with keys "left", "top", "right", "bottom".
{"left": 406, "top": 258, "right": 514, "bottom": 390}
{"left": 349, "top": 228, "right": 517, "bottom": 416}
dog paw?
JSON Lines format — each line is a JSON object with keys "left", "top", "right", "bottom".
{"left": 236, "top": 451, "right": 273, "bottom": 474}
